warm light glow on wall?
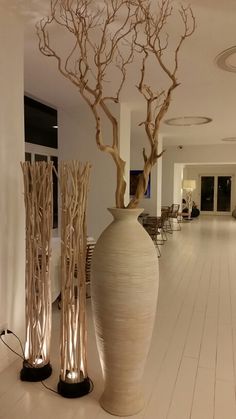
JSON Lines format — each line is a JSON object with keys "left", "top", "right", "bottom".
{"left": 182, "top": 179, "right": 196, "bottom": 191}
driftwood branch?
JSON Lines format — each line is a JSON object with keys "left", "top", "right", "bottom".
{"left": 37, "top": 0, "right": 138, "bottom": 208}
{"left": 60, "top": 161, "right": 91, "bottom": 383}
{"left": 127, "top": 0, "right": 195, "bottom": 208}
{"left": 37, "top": 0, "right": 195, "bottom": 208}
{"left": 21, "top": 161, "right": 53, "bottom": 366}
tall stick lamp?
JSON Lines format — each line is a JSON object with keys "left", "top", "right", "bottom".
{"left": 20, "top": 162, "right": 53, "bottom": 381}
{"left": 182, "top": 179, "right": 196, "bottom": 220}
{"left": 57, "top": 161, "right": 92, "bottom": 398}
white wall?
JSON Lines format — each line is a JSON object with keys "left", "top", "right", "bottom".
{"left": 58, "top": 105, "right": 119, "bottom": 240}
{"left": 0, "top": 9, "right": 25, "bottom": 371}
{"left": 59, "top": 103, "right": 167, "bottom": 236}
{"left": 162, "top": 144, "right": 236, "bottom": 207}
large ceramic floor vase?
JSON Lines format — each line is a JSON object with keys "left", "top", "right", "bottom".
{"left": 91, "top": 208, "right": 159, "bottom": 416}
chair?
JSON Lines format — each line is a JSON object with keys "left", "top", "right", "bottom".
{"left": 169, "top": 204, "right": 181, "bottom": 231}
{"left": 157, "top": 212, "right": 168, "bottom": 243}
{"left": 138, "top": 212, "right": 149, "bottom": 225}
{"left": 161, "top": 206, "right": 173, "bottom": 234}
{"left": 143, "top": 216, "right": 161, "bottom": 257}
{"left": 85, "top": 239, "right": 96, "bottom": 298}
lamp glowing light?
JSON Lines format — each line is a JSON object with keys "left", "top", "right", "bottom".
{"left": 182, "top": 179, "right": 196, "bottom": 191}
{"left": 182, "top": 179, "right": 196, "bottom": 220}
{"left": 20, "top": 162, "right": 53, "bottom": 382}
{"left": 57, "top": 162, "right": 92, "bottom": 399}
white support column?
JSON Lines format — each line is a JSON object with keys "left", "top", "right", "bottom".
{"left": 119, "top": 104, "right": 131, "bottom": 206}
{"left": 156, "top": 135, "right": 163, "bottom": 216}
{"left": 0, "top": 7, "right": 25, "bottom": 371}
{"left": 129, "top": 133, "right": 163, "bottom": 216}
{"left": 150, "top": 134, "right": 163, "bottom": 216}
{"left": 173, "top": 163, "right": 185, "bottom": 208}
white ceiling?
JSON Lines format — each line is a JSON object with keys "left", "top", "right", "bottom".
{"left": 7, "top": 0, "right": 236, "bottom": 148}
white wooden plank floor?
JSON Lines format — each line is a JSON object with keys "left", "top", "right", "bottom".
{"left": 1, "top": 216, "right": 236, "bottom": 419}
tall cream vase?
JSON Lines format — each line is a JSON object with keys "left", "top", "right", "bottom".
{"left": 91, "top": 208, "right": 159, "bottom": 416}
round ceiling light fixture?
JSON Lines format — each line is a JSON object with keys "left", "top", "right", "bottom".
{"left": 221, "top": 137, "right": 236, "bottom": 142}
{"left": 215, "top": 46, "right": 236, "bottom": 73}
{"left": 164, "top": 116, "right": 212, "bottom": 126}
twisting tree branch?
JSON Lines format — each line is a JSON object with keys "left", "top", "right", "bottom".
{"left": 127, "top": 0, "right": 195, "bottom": 208}
{"left": 37, "top": 0, "right": 195, "bottom": 208}
{"left": 37, "top": 0, "right": 139, "bottom": 208}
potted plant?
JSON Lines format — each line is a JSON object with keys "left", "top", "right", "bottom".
{"left": 37, "top": 0, "right": 195, "bottom": 415}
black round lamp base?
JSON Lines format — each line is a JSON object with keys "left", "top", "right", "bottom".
{"left": 20, "top": 361, "right": 52, "bottom": 382}
{"left": 57, "top": 377, "right": 91, "bottom": 398}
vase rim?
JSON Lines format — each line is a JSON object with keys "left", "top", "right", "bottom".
{"left": 108, "top": 207, "right": 144, "bottom": 211}
{"left": 108, "top": 207, "right": 144, "bottom": 218}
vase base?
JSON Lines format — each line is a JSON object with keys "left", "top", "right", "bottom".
{"left": 20, "top": 361, "right": 52, "bottom": 382}
{"left": 57, "top": 377, "right": 91, "bottom": 398}
{"left": 100, "top": 393, "right": 144, "bottom": 417}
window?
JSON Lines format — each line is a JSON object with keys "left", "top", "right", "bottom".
{"left": 24, "top": 96, "right": 57, "bottom": 148}
{"left": 24, "top": 96, "right": 58, "bottom": 229}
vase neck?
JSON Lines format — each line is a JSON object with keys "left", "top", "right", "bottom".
{"left": 108, "top": 208, "right": 144, "bottom": 221}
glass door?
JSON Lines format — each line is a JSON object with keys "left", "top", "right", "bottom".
{"left": 200, "top": 176, "right": 214, "bottom": 211}
{"left": 200, "top": 175, "right": 232, "bottom": 214}
{"left": 217, "top": 176, "right": 231, "bottom": 212}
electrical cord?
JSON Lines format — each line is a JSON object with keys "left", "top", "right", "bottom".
{"left": 7, "top": 329, "right": 24, "bottom": 357}
{"left": 88, "top": 377, "right": 94, "bottom": 394}
{"left": 41, "top": 376, "right": 94, "bottom": 396}
{"left": 0, "top": 331, "right": 58, "bottom": 394}
{"left": 40, "top": 379, "right": 58, "bottom": 394}
{"left": 0, "top": 330, "right": 94, "bottom": 396}
{"left": 0, "top": 334, "right": 24, "bottom": 360}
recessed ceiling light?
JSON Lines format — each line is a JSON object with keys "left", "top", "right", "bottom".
{"left": 215, "top": 46, "right": 236, "bottom": 73}
{"left": 52, "top": 125, "right": 58, "bottom": 129}
{"left": 164, "top": 116, "right": 212, "bottom": 126}
{"left": 221, "top": 137, "right": 236, "bottom": 142}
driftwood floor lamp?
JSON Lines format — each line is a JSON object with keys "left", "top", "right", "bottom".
{"left": 57, "top": 161, "right": 91, "bottom": 398}
{"left": 182, "top": 180, "right": 196, "bottom": 220}
{"left": 20, "top": 162, "right": 53, "bottom": 381}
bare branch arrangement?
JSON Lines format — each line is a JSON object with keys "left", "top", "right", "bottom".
{"left": 59, "top": 161, "right": 91, "bottom": 387}
{"left": 129, "top": 0, "right": 195, "bottom": 207}
{"left": 21, "top": 161, "right": 53, "bottom": 369}
{"left": 37, "top": 0, "right": 195, "bottom": 209}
